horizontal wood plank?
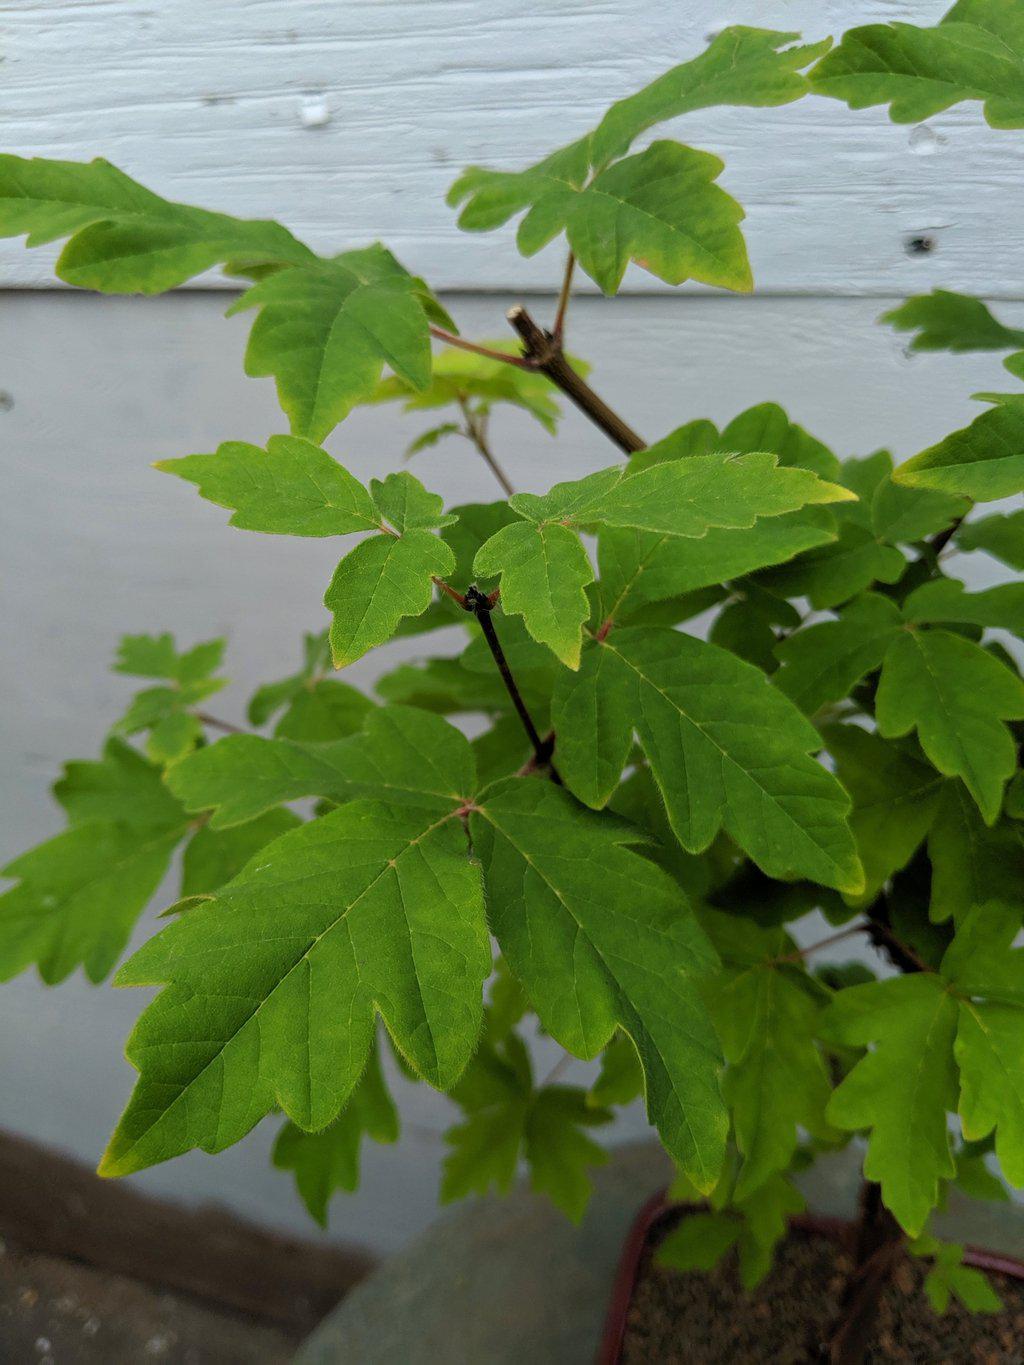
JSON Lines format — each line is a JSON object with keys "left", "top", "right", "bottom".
{"left": 0, "top": 1127, "right": 373, "bottom": 1332}
{"left": 3, "top": 0, "right": 1023, "bottom": 295}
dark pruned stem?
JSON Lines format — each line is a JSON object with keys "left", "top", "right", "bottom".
{"left": 463, "top": 586, "right": 561, "bottom": 782}
{"left": 506, "top": 305, "right": 646, "bottom": 455}
{"left": 818, "top": 1183, "right": 903, "bottom": 1365}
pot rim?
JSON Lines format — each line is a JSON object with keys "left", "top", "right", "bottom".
{"left": 596, "top": 1189, "right": 1024, "bottom": 1365}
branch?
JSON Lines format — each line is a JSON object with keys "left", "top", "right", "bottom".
{"left": 506, "top": 305, "right": 646, "bottom": 455}
{"left": 774, "top": 923, "right": 869, "bottom": 964}
{"left": 463, "top": 587, "right": 561, "bottom": 782}
{"left": 456, "top": 397, "right": 516, "bottom": 498}
{"left": 428, "top": 325, "right": 537, "bottom": 371}
{"left": 927, "top": 512, "right": 966, "bottom": 560}
{"left": 552, "top": 252, "right": 576, "bottom": 343}
{"left": 433, "top": 575, "right": 468, "bottom": 609}
{"left": 863, "top": 895, "right": 930, "bottom": 975}
{"left": 195, "top": 711, "right": 244, "bottom": 735}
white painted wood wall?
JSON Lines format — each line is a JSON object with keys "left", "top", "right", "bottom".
{"left": 3, "top": 0, "right": 1023, "bottom": 295}
{"left": 2, "top": 0, "right": 1024, "bottom": 1256}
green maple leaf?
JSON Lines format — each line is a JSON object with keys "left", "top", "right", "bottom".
{"left": 157, "top": 436, "right": 384, "bottom": 536}
{"left": 0, "top": 797, "right": 188, "bottom": 985}
{"left": 595, "top": 512, "right": 836, "bottom": 627}
{"left": 774, "top": 593, "right": 904, "bottom": 715}
{"left": 181, "top": 809, "right": 302, "bottom": 898}
{"left": 592, "top": 28, "right": 830, "bottom": 166}
{"left": 757, "top": 523, "right": 905, "bottom": 610}
{"left": 469, "top": 779, "right": 727, "bottom": 1191}
{"left": 957, "top": 510, "right": 1024, "bottom": 570}
{"left": 588, "top": 1032, "right": 645, "bottom": 1109}
{"left": 228, "top": 247, "right": 434, "bottom": 442}
{"left": 167, "top": 705, "right": 476, "bottom": 828}
{"left": 944, "top": 905, "right": 1024, "bottom": 1191}
{"left": 895, "top": 399, "right": 1024, "bottom": 500}
{"left": 369, "top": 472, "right": 457, "bottom": 534}
{"left": 375, "top": 655, "right": 547, "bottom": 718}
{"left": 54, "top": 737, "right": 188, "bottom": 832}
{"left": 273, "top": 1040, "right": 399, "bottom": 1227}
{"left": 0, "top": 155, "right": 313, "bottom": 292}
{"left": 0, "top": 737, "right": 191, "bottom": 983}
{"left": 912, "top": 1236, "right": 1003, "bottom": 1315}
{"left": 477, "top": 455, "right": 849, "bottom": 666}
{"left": 870, "top": 474, "right": 968, "bottom": 547}
{"left": 882, "top": 290, "right": 1024, "bottom": 354}
{"left": 903, "top": 577, "right": 1024, "bottom": 637}
{"left": 824, "top": 725, "right": 943, "bottom": 905}
{"left": 810, "top": 0, "right": 1024, "bottom": 128}
{"left": 114, "top": 633, "right": 225, "bottom": 685}
{"left": 657, "top": 1172, "right": 805, "bottom": 1289}
{"left": 108, "top": 632, "right": 228, "bottom": 763}
{"left": 692, "top": 401, "right": 840, "bottom": 480}
{"left": 441, "top": 1030, "right": 611, "bottom": 1221}
{"left": 325, "top": 530, "right": 456, "bottom": 667}
{"left": 552, "top": 626, "right": 863, "bottom": 893}
{"left": 475, "top": 521, "right": 592, "bottom": 669}
{"left": 101, "top": 714, "right": 490, "bottom": 1177}
{"left": 875, "top": 628, "right": 1024, "bottom": 824}
{"left": 707, "top": 917, "right": 834, "bottom": 1200}
{"left": 929, "top": 783, "right": 1024, "bottom": 923}
{"left": 451, "top": 139, "right": 752, "bottom": 295}
{"left": 247, "top": 632, "right": 375, "bottom": 741}
{"left": 822, "top": 973, "right": 959, "bottom": 1235}
{"left": 164, "top": 442, "right": 462, "bottom": 664}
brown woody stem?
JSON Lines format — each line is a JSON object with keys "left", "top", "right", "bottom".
{"left": 428, "top": 325, "right": 536, "bottom": 370}
{"left": 195, "top": 711, "right": 244, "bottom": 735}
{"left": 506, "top": 305, "right": 646, "bottom": 455}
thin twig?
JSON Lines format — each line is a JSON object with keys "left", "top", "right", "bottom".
{"left": 195, "top": 711, "right": 244, "bottom": 735}
{"left": 774, "top": 923, "right": 869, "bottom": 964}
{"left": 429, "top": 325, "right": 538, "bottom": 371}
{"left": 433, "top": 575, "right": 468, "bottom": 609}
{"left": 552, "top": 252, "right": 576, "bottom": 343}
{"left": 507, "top": 305, "right": 646, "bottom": 454}
{"left": 463, "top": 586, "right": 561, "bottom": 782}
{"left": 456, "top": 397, "right": 516, "bottom": 497}
{"left": 864, "top": 898, "right": 930, "bottom": 974}
{"left": 539, "top": 1050, "right": 575, "bottom": 1088}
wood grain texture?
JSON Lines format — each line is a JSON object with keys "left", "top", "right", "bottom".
{"left": 0, "top": 1126, "right": 371, "bottom": 1330}
{"left": 3, "top": 0, "right": 1023, "bottom": 295}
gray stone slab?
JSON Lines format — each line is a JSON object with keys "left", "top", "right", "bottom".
{"left": 299, "top": 1141, "right": 1024, "bottom": 1363}
{"left": 296, "top": 1142, "right": 671, "bottom": 1365}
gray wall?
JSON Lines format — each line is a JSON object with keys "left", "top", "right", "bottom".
{"left": 1, "top": 288, "right": 1019, "bottom": 1251}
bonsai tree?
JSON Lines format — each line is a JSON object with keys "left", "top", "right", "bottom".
{"left": 3, "top": 6, "right": 1024, "bottom": 1358}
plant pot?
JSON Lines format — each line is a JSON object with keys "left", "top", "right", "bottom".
{"left": 599, "top": 1193, "right": 1024, "bottom": 1364}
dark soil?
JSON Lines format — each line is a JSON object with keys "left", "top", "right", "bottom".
{"left": 620, "top": 1212, "right": 1024, "bottom": 1364}
{"left": 0, "top": 1233, "right": 295, "bottom": 1364}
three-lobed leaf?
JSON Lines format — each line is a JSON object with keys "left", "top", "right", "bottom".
{"left": 469, "top": 779, "right": 727, "bottom": 1191}
{"left": 553, "top": 626, "right": 864, "bottom": 893}
{"left": 810, "top": 1, "right": 1024, "bottom": 128}
{"left": 102, "top": 714, "right": 490, "bottom": 1176}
